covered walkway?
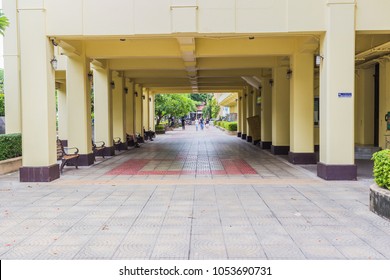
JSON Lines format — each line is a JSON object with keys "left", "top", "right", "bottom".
{"left": 0, "top": 126, "right": 389, "bottom": 260}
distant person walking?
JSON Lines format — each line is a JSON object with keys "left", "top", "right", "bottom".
{"left": 195, "top": 119, "right": 199, "bottom": 131}
{"left": 205, "top": 118, "right": 210, "bottom": 129}
{"left": 181, "top": 117, "right": 185, "bottom": 130}
{"left": 200, "top": 118, "right": 204, "bottom": 130}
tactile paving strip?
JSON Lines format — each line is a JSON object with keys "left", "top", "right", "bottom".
{"left": 107, "top": 158, "right": 258, "bottom": 176}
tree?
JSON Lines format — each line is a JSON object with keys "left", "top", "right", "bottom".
{"left": 155, "top": 94, "right": 196, "bottom": 125}
{"left": 0, "top": 12, "right": 9, "bottom": 36}
{"left": 190, "top": 93, "right": 211, "bottom": 104}
{"left": 202, "top": 95, "right": 220, "bottom": 119}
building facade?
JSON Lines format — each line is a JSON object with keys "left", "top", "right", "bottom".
{"left": 2, "top": 0, "right": 390, "bottom": 182}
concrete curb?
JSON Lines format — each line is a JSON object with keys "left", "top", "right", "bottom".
{"left": 0, "top": 156, "right": 22, "bottom": 175}
{"left": 370, "top": 183, "right": 390, "bottom": 221}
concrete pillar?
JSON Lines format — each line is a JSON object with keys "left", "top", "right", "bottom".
{"left": 125, "top": 79, "right": 135, "bottom": 135}
{"left": 66, "top": 45, "right": 94, "bottom": 166}
{"left": 237, "top": 93, "right": 242, "bottom": 137}
{"left": 149, "top": 94, "right": 155, "bottom": 131}
{"left": 317, "top": 1, "right": 356, "bottom": 180}
{"left": 240, "top": 88, "right": 248, "bottom": 139}
{"left": 379, "top": 60, "right": 390, "bottom": 149}
{"left": 142, "top": 88, "right": 149, "bottom": 132}
{"left": 271, "top": 66, "right": 290, "bottom": 155}
{"left": 112, "top": 72, "right": 127, "bottom": 150}
{"left": 57, "top": 82, "right": 68, "bottom": 142}
{"left": 355, "top": 67, "right": 375, "bottom": 146}
{"left": 261, "top": 77, "right": 272, "bottom": 149}
{"left": 3, "top": 0, "right": 22, "bottom": 134}
{"left": 18, "top": 7, "right": 59, "bottom": 182}
{"left": 288, "top": 52, "right": 316, "bottom": 164}
{"left": 246, "top": 87, "right": 254, "bottom": 142}
{"left": 134, "top": 84, "right": 143, "bottom": 136}
{"left": 93, "top": 65, "right": 115, "bottom": 156}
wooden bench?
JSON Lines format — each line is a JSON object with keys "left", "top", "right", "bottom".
{"left": 143, "top": 128, "right": 156, "bottom": 141}
{"left": 92, "top": 140, "right": 106, "bottom": 158}
{"left": 56, "top": 138, "right": 79, "bottom": 173}
{"left": 127, "top": 134, "right": 140, "bottom": 148}
{"left": 113, "top": 137, "right": 122, "bottom": 151}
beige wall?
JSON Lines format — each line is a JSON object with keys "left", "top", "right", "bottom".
{"left": 379, "top": 61, "right": 390, "bottom": 149}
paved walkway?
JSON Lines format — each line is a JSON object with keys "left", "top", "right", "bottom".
{"left": 0, "top": 125, "right": 389, "bottom": 260}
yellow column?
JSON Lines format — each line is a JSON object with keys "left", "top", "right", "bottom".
{"left": 112, "top": 72, "right": 127, "bottom": 150}
{"left": 57, "top": 83, "right": 68, "bottom": 142}
{"left": 289, "top": 52, "right": 316, "bottom": 164}
{"left": 246, "top": 87, "right": 254, "bottom": 142}
{"left": 149, "top": 93, "right": 155, "bottom": 131}
{"left": 236, "top": 92, "right": 242, "bottom": 137}
{"left": 379, "top": 60, "right": 390, "bottom": 149}
{"left": 125, "top": 79, "right": 134, "bottom": 135}
{"left": 3, "top": 0, "right": 22, "bottom": 134}
{"left": 271, "top": 66, "right": 290, "bottom": 154}
{"left": 93, "top": 65, "right": 115, "bottom": 156}
{"left": 318, "top": 1, "right": 356, "bottom": 180}
{"left": 355, "top": 67, "right": 375, "bottom": 146}
{"left": 66, "top": 44, "right": 93, "bottom": 165}
{"left": 261, "top": 78, "right": 272, "bottom": 149}
{"left": 134, "top": 84, "right": 143, "bottom": 136}
{"left": 240, "top": 88, "right": 248, "bottom": 139}
{"left": 18, "top": 7, "right": 59, "bottom": 182}
{"left": 142, "top": 88, "right": 149, "bottom": 133}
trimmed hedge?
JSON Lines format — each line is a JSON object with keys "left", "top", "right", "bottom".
{"left": 372, "top": 149, "right": 390, "bottom": 190}
{"left": 216, "top": 121, "right": 237, "bottom": 131}
{"left": 155, "top": 124, "right": 165, "bottom": 131}
{"left": 0, "top": 133, "right": 22, "bottom": 161}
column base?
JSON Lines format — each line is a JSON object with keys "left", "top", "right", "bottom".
{"left": 241, "top": 134, "right": 247, "bottom": 140}
{"left": 314, "top": 145, "right": 320, "bottom": 152}
{"left": 20, "top": 164, "right": 60, "bottom": 182}
{"left": 237, "top": 132, "right": 242, "bottom": 137}
{"left": 260, "top": 141, "right": 271, "bottom": 149}
{"left": 253, "top": 139, "right": 260, "bottom": 145}
{"left": 103, "top": 146, "right": 116, "bottom": 156}
{"left": 271, "top": 145, "right": 290, "bottom": 155}
{"left": 317, "top": 162, "right": 357, "bottom": 180}
{"left": 77, "top": 153, "right": 95, "bottom": 166}
{"left": 115, "top": 142, "right": 128, "bottom": 151}
{"left": 288, "top": 152, "right": 317, "bottom": 164}
{"left": 246, "top": 136, "right": 252, "bottom": 142}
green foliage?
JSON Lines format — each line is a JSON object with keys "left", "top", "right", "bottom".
{"left": 0, "top": 69, "right": 4, "bottom": 94}
{"left": 154, "top": 94, "right": 196, "bottom": 125}
{"left": 0, "top": 12, "right": 10, "bottom": 36}
{"left": 202, "top": 95, "right": 220, "bottom": 119}
{"left": 372, "top": 149, "right": 390, "bottom": 190}
{"left": 190, "top": 93, "right": 210, "bottom": 103}
{"left": 0, "top": 93, "right": 4, "bottom": 116}
{"left": 155, "top": 124, "right": 165, "bottom": 131}
{"left": 0, "top": 133, "right": 22, "bottom": 161}
{"left": 215, "top": 121, "right": 237, "bottom": 131}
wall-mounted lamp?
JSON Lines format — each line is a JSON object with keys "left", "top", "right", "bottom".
{"left": 142, "top": 95, "right": 146, "bottom": 100}
{"left": 250, "top": 90, "right": 254, "bottom": 95}
{"left": 50, "top": 38, "right": 58, "bottom": 46}
{"left": 244, "top": 93, "right": 247, "bottom": 98}
{"left": 286, "top": 69, "right": 292, "bottom": 80}
{"left": 235, "top": 99, "right": 238, "bottom": 102}
{"left": 124, "top": 87, "right": 129, "bottom": 94}
{"left": 239, "top": 96, "right": 242, "bottom": 101}
{"left": 269, "top": 79, "right": 274, "bottom": 87}
{"left": 110, "top": 81, "right": 115, "bottom": 89}
{"left": 315, "top": 55, "right": 323, "bottom": 67}
{"left": 149, "top": 97, "right": 152, "bottom": 102}
{"left": 87, "top": 72, "right": 93, "bottom": 82}
{"left": 134, "top": 91, "right": 138, "bottom": 97}
{"left": 50, "top": 57, "right": 58, "bottom": 70}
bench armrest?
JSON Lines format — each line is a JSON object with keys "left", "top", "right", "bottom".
{"left": 64, "top": 147, "right": 79, "bottom": 155}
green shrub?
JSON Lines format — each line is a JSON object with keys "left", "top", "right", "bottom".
{"left": 226, "top": 122, "right": 237, "bottom": 131}
{"left": 0, "top": 133, "right": 22, "bottom": 161}
{"left": 155, "top": 124, "right": 164, "bottom": 131}
{"left": 372, "top": 149, "right": 390, "bottom": 190}
{"left": 0, "top": 93, "right": 4, "bottom": 116}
